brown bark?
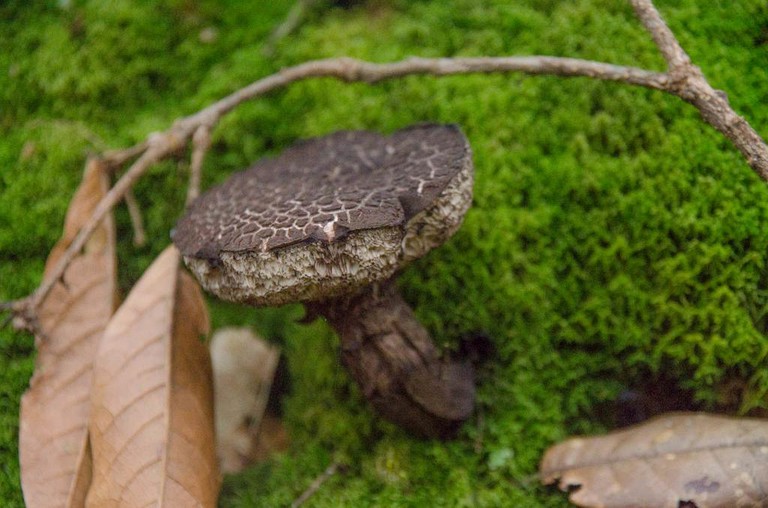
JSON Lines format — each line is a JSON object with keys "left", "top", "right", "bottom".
{"left": 315, "top": 281, "right": 475, "bottom": 439}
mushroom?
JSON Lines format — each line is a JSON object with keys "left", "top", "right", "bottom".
{"left": 172, "top": 124, "right": 476, "bottom": 439}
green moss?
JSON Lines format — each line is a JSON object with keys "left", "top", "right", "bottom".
{"left": 2, "top": 0, "right": 768, "bottom": 506}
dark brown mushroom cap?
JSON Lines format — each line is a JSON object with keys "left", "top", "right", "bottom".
{"left": 174, "top": 124, "right": 469, "bottom": 258}
{"left": 172, "top": 123, "right": 473, "bottom": 306}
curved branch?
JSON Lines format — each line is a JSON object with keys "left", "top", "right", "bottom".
{"left": 204, "top": 56, "right": 669, "bottom": 120}
{"left": 23, "top": 144, "right": 173, "bottom": 313}
{"left": 186, "top": 126, "right": 212, "bottom": 207}
{"left": 123, "top": 189, "right": 147, "bottom": 247}
{"left": 630, "top": 0, "right": 692, "bottom": 72}
{"left": 631, "top": 0, "right": 768, "bottom": 181}
{"left": 10, "top": 55, "right": 669, "bottom": 314}
{"left": 9, "top": 8, "right": 768, "bottom": 315}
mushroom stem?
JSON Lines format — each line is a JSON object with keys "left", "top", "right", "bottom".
{"left": 312, "top": 279, "right": 475, "bottom": 439}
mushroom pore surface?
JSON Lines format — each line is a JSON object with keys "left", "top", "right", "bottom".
{"left": 173, "top": 124, "right": 473, "bottom": 305}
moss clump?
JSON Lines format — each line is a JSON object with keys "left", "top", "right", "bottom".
{"left": 2, "top": 0, "right": 768, "bottom": 506}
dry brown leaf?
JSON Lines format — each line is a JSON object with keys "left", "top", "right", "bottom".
{"left": 209, "top": 327, "right": 285, "bottom": 473}
{"left": 540, "top": 412, "right": 768, "bottom": 508}
{"left": 20, "top": 158, "right": 117, "bottom": 508}
{"left": 86, "top": 246, "right": 220, "bottom": 507}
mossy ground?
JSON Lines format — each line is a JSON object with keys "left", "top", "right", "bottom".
{"left": 2, "top": 0, "right": 768, "bottom": 506}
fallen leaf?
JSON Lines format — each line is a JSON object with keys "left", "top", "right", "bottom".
{"left": 540, "top": 412, "right": 768, "bottom": 507}
{"left": 20, "top": 158, "right": 117, "bottom": 508}
{"left": 209, "top": 327, "right": 285, "bottom": 473}
{"left": 86, "top": 246, "right": 220, "bottom": 507}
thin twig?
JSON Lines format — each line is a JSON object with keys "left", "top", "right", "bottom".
{"left": 2, "top": 296, "right": 30, "bottom": 328}
{"left": 201, "top": 56, "right": 669, "bottom": 122}
{"left": 2, "top": 304, "right": 44, "bottom": 338}
{"left": 630, "top": 0, "right": 768, "bottom": 181}
{"left": 123, "top": 189, "right": 147, "bottom": 247}
{"left": 10, "top": 2, "right": 768, "bottom": 315}
{"left": 291, "top": 462, "right": 342, "bottom": 508}
{"left": 630, "top": 0, "right": 692, "bottom": 72}
{"left": 186, "top": 126, "right": 212, "bottom": 207}
{"left": 12, "top": 55, "right": 668, "bottom": 315}
{"left": 25, "top": 142, "right": 177, "bottom": 313}
{"left": 102, "top": 141, "right": 149, "bottom": 167}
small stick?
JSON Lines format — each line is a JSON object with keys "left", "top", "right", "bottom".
{"left": 630, "top": 0, "right": 692, "bottom": 72}
{"left": 11, "top": 0, "right": 768, "bottom": 315}
{"left": 26, "top": 141, "right": 177, "bottom": 312}
{"left": 123, "top": 189, "right": 147, "bottom": 247}
{"left": 22, "top": 55, "right": 667, "bottom": 313}
{"left": 291, "top": 462, "right": 342, "bottom": 508}
{"left": 630, "top": 0, "right": 768, "bottom": 181}
{"left": 186, "top": 126, "right": 212, "bottom": 207}
{"left": 103, "top": 141, "right": 149, "bottom": 167}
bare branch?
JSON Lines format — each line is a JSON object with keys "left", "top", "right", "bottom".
{"left": 291, "top": 462, "right": 343, "bottom": 508}
{"left": 17, "top": 56, "right": 666, "bottom": 311}
{"left": 630, "top": 0, "right": 692, "bottom": 72}
{"left": 630, "top": 0, "right": 768, "bottom": 181}
{"left": 102, "top": 141, "right": 149, "bottom": 167}
{"left": 124, "top": 189, "right": 147, "bottom": 247}
{"left": 186, "top": 126, "right": 212, "bottom": 207}
{"left": 28, "top": 143, "right": 176, "bottom": 310}
{"left": 12, "top": 6, "right": 768, "bottom": 314}
{"left": 200, "top": 56, "right": 668, "bottom": 123}
{"left": 1, "top": 299, "right": 44, "bottom": 337}
{"left": 176, "top": 54, "right": 768, "bottom": 181}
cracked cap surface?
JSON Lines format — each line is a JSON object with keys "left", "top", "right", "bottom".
{"left": 172, "top": 123, "right": 473, "bottom": 305}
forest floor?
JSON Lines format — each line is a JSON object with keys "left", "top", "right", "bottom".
{"left": 2, "top": 0, "right": 768, "bottom": 506}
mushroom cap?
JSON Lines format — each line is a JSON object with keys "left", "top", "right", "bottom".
{"left": 172, "top": 123, "right": 473, "bottom": 306}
